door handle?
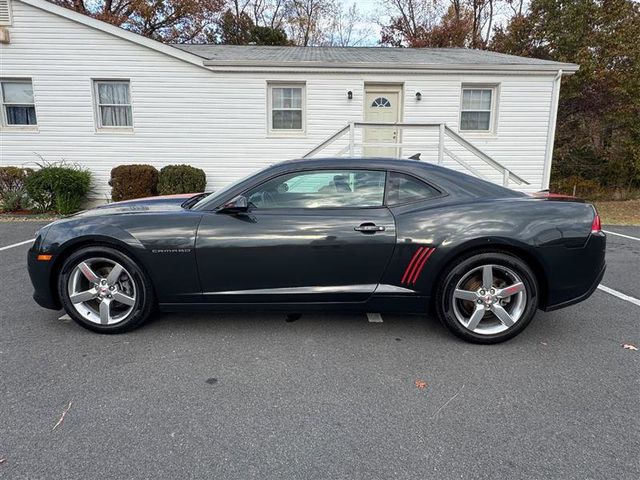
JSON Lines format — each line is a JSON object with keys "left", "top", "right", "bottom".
{"left": 355, "top": 223, "right": 385, "bottom": 233}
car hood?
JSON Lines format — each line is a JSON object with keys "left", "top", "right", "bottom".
{"left": 73, "top": 194, "right": 198, "bottom": 218}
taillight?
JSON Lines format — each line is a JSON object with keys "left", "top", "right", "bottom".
{"left": 591, "top": 210, "right": 602, "bottom": 233}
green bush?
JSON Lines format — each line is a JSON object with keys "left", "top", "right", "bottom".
{"left": 157, "top": 165, "right": 206, "bottom": 195}
{"left": 0, "top": 166, "right": 33, "bottom": 212}
{"left": 110, "top": 165, "right": 159, "bottom": 202}
{"left": 25, "top": 164, "right": 92, "bottom": 214}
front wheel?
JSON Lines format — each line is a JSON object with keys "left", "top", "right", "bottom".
{"left": 58, "top": 246, "right": 155, "bottom": 334}
{"left": 435, "top": 251, "right": 539, "bottom": 344}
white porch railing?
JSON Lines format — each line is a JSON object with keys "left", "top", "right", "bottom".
{"left": 302, "top": 122, "right": 529, "bottom": 187}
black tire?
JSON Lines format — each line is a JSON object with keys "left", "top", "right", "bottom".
{"left": 58, "top": 246, "right": 155, "bottom": 334}
{"left": 435, "top": 251, "right": 539, "bottom": 344}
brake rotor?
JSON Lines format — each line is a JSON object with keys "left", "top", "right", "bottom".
{"left": 457, "top": 272, "right": 509, "bottom": 316}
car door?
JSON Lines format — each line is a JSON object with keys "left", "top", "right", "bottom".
{"left": 195, "top": 169, "right": 396, "bottom": 304}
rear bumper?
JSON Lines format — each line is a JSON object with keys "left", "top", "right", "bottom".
{"left": 543, "top": 262, "right": 605, "bottom": 312}
{"left": 541, "top": 232, "right": 607, "bottom": 312}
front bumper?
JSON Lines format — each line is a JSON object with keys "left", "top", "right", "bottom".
{"left": 27, "top": 246, "right": 61, "bottom": 310}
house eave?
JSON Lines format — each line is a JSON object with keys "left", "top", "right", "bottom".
{"left": 201, "top": 62, "right": 579, "bottom": 75}
{"left": 201, "top": 61, "right": 579, "bottom": 75}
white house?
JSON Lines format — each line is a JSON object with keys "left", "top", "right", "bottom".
{"left": 0, "top": 0, "right": 578, "bottom": 200}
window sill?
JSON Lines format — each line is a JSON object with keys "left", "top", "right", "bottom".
{"left": 0, "top": 125, "right": 39, "bottom": 133}
{"left": 267, "top": 130, "right": 307, "bottom": 139}
{"left": 458, "top": 130, "right": 498, "bottom": 139}
{"left": 95, "top": 127, "right": 135, "bottom": 135}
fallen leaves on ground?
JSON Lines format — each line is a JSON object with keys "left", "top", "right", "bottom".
{"left": 52, "top": 401, "right": 73, "bottom": 431}
{"left": 622, "top": 344, "right": 638, "bottom": 351}
{"left": 0, "top": 458, "right": 6, "bottom": 465}
{"left": 415, "top": 379, "right": 428, "bottom": 390}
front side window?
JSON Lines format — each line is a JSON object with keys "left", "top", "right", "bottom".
{"left": 246, "top": 170, "right": 386, "bottom": 209}
{"left": 269, "top": 84, "right": 304, "bottom": 132}
{"left": 1, "top": 80, "right": 37, "bottom": 126}
{"left": 94, "top": 80, "right": 132, "bottom": 128}
{"left": 386, "top": 172, "right": 441, "bottom": 205}
{"left": 460, "top": 87, "right": 496, "bottom": 132}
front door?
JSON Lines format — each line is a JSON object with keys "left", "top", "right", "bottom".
{"left": 196, "top": 169, "right": 396, "bottom": 304}
{"left": 364, "top": 86, "right": 401, "bottom": 157}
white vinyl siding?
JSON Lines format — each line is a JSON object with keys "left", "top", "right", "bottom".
{"left": 268, "top": 83, "right": 305, "bottom": 134}
{"left": 0, "top": 0, "right": 558, "bottom": 198}
{"left": 1, "top": 79, "right": 37, "bottom": 126}
{"left": 93, "top": 80, "right": 132, "bottom": 129}
{"left": 460, "top": 86, "right": 497, "bottom": 132}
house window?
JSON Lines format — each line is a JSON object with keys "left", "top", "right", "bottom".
{"left": 460, "top": 86, "right": 497, "bottom": 132}
{"left": 269, "top": 84, "right": 305, "bottom": 133}
{"left": 94, "top": 80, "right": 132, "bottom": 128}
{"left": 1, "top": 80, "right": 37, "bottom": 126}
{"left": 0, "top": 0, "right": 13, "bottom": 26}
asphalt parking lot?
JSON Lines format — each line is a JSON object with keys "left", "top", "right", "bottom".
{"left": 1, "top": 222, "right": 638, "bottom": 479}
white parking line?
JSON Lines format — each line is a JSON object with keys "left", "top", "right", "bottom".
{"left": 0, "top": 238, "right": 34, "bottom": 252}
{"left": 367, "top": 312, "right": 383, "bottom": 323}
{"left": 603, "top": 230, "right": 640, "bottom": 242}
{"left": 597, "top": 285, "right": 640, "bottom": 307}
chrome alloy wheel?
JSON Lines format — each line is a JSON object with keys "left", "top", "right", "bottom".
{"left": 451, "top": 264, "right": 527, "bottom": 335}
{"left": 67, "top": 257, "right": 136, "bottom": 325}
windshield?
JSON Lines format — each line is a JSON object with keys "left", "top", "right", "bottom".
{"left": 191, "top": 165, "right": 272, "bottom": 210}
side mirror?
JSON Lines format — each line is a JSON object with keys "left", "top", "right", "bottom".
{"left": 218, "top": 195, "right": 249, "bottom": 214}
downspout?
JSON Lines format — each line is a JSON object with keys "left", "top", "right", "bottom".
{"left": 542, "top": 69, "right": 562, "bottom": 189}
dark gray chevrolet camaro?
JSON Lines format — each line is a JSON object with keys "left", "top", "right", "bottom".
{"left": 28, "top": 158, "right": 606, "bottom": 343}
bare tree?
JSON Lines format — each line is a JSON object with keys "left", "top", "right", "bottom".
{"left": 380, "top": 0, "right": 446, "bottom": 46}
{"left": 323, "top": 2, "right": 373, "bottom": 46}
{"left": 380, "top": 0, "right": 503, "bottom": 48}
{"left": 286, "top": 0, "right": 334, "bottom": 46}
{"left": 249, "top": 0, "right": 289, "bottom": 29}
{"left": 51, "top": 0, "right": 225, "bottom": 43}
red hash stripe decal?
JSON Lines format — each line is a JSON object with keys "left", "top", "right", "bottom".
{"left": 400, "top": 247, "right": 424, "bottom": 284}
{"left": 409, "top": 248, "right": 435, "bottom": 285}
{"left": 401, "top": 247, "right": 436, "bottom": 285}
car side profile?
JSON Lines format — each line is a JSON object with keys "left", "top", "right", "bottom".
{"left": 28, "top": 158, "right": 606, "bottom": 343}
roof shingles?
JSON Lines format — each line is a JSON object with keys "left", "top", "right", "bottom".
{"left": 172, "top": 45, "right": 577, "bottom": 71}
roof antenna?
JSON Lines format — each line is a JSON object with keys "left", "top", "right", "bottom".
{"left": 408, "top": 153, "right": 421, "bottom": 160}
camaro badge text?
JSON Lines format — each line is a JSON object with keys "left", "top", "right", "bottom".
{"left": 151, "top": 248, "right": 192, "bottom": 254}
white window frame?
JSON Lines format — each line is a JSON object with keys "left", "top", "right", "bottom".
{"left": 267, "top": 82, "right": 306, "bottom": 136}
{"left": 92, "top": 79, "right": 134, "bottom": 132}
{"left": 0, "top": 78, "right": 38, "bottom": 130}
{"left": 459, "top": 84, "right": 499, "bottom": 134}
{"left": 0, "top": 0, "right": 13, "bottom": 26}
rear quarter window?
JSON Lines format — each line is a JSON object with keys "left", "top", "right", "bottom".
{"left": 386, "top": 172, "right": 441, "bottom": 205}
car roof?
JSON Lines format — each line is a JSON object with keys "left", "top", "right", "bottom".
{"left": 193, "top": 156, "right": 524, "bottom": 210}
{"left": 272, "top": 157, "right": 524, "bottom": 199}
{"left": 280, "top": 156, "right": 430, "bottom": 169}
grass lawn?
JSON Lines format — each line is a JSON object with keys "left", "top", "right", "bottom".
{"left": 594, "top": 200, "right": 640, "bottom": 225}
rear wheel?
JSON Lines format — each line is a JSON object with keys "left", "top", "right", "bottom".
{"left": 435, "top": 251, "right": 538, "bottom": 344}
{"left": 58, "top": 246, "right": 154, "bottom": 334}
